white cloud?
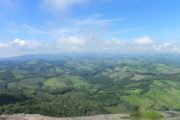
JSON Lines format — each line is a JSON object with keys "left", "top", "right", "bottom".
{"left": 13, "top": 38, "right": 26, "bottom": 46}
{"left": 58, "top": 36, "right": 86, "bottom": 46}
{"left": 104, "top": 38, "right": 124, "bottom": 46}
{"left": 42, "top": 0, "right": 88, "bottom": 12}
{"left": 46, "top": 14, "right": 121, "bottom": 39}
{"left": 1, "top": 34, "right": 180, "bottom": 56}
{"left": 13, "top": 38, "right": 40, "bottom": 48}
{"left": 130, "top": 35, "right": 180, "bottom": 53}
{"left": 73, "top": 14, "right": 121, "bottom": 26}
{"left": 23, "top": 25, "right": 45, "bottom": 35}
{"left": 133, "top": 36, "right": 154, "bottom": 46}
{"left": 0, "top": 42, "right": 10, "bottom": 48}
{"left": 152, "top": 43, "right": 180, "bottom": 52}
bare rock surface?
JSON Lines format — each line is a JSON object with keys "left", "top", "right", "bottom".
{"left": 0, "top": 114, "right": 129, "bottom": 120}
{"left": 160, "top": 111, "right": 180, "bottom": 120}
{"left": 1, "top": 112, "right": 180, "bottom": 120}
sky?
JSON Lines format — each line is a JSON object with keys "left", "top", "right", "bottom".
{"left": 0, "top": 0, "right": 180, "bottom": 57}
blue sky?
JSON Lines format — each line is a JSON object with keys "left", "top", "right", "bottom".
{"left": 0, "top": 0, "right": 180, "bottom": 56}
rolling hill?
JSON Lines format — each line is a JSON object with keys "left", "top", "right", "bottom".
{"left": 0, "top": 54, "right": 180, "bottom": 120}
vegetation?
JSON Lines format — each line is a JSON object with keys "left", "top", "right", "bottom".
{"left": 0, "top": 54, "right": 180, "bottom": 118}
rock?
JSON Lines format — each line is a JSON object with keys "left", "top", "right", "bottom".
{"left": 0, "top": 114, "right": 129, "bottom": 120}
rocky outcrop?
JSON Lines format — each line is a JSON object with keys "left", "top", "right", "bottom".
{"left": 0, "top": 114, "right": 129, "bottom": 120}
{"left": 1, "top": 112, "right": 180, "bottom": 120}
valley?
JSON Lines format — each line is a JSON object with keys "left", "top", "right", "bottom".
{"left": 0, "top": 54, "right": 180, "bottom": 120}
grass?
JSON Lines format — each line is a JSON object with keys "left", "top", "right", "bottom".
{"left": 123, "top": 80, "right": 180, "bottom": 111}
{"left": 44, "top": 74, "right": 88, "bottom": 89}
{"left": 104, "top": 105, "right": 129, "bottom": 113}
{"left": 44, "top": 78, "right": 67, "bottom": 88}
{"left": 131, "top": 74, "right": 151, "bottom": 81}
{"left": 125, "top": 89, "right": 142, "bottom": 95}
{"left": 154, "top": 64, "right": 180, "bottom": 74}
{"left": 13, "top": 78, "right": 45, "bottom": 90}
{"left": 141, "top": 111, "right": 162, "bottom": 120}
{"left": 102, "top": 67, "right": 132, "bottom": 81}
{"left": 130, "top": 111, "right": 162, "bottom": 120}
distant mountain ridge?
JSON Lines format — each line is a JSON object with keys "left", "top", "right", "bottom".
{"left": 1, "top": 53, "right": 180, "bottom": 61}
{"left": 0, "top": 53, "right": 79, "bottom": 61}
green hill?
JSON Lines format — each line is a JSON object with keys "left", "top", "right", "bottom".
{"left": 0, "top": 55, "right": 180, "bottom": 118}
